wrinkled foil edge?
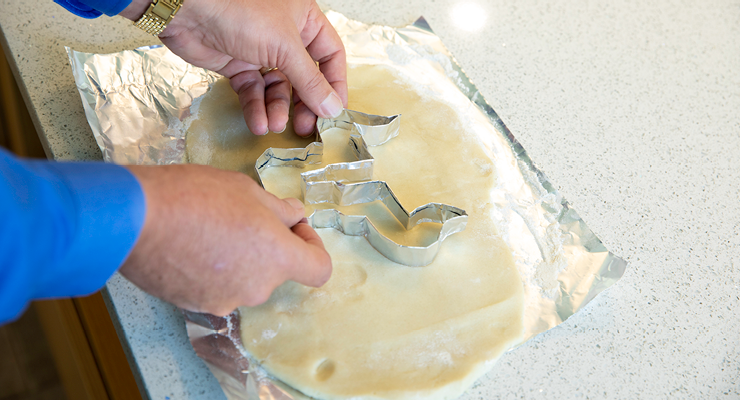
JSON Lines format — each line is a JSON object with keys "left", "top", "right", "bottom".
{"left": 65, "top": 44, "right": 220, "bottom": 165}
{"left": 68, "top": 11, "right": 627, "bottom": 400}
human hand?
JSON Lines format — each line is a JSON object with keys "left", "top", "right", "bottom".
{"left": 120, "top": 164, "right": 332, "bottom": 315}
{"left": 121, "top": 0, "right": 348, "bottom": 136}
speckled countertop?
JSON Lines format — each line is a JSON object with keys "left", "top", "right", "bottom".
{"left": 1, "top": 0, "right": 738, "bottom": 398}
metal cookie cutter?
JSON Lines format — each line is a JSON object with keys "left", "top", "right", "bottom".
{"left": 254, "top": 109, "right": 468, "bottom": 266}
{"left": 306, "top": 180, "right": 468, "bottom": 266}
{"left": 255, "top": 110, "right": 399, "bottom": 187}
{"left": 300, "top": 110, "right": 399, "bottom": 196}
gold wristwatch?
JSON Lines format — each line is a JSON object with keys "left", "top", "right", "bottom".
{"left": 133, "top": 0, "right": 184, "bottom": 36}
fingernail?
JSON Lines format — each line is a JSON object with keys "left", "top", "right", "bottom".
{"left": 276, "top": 124, "right": 287, "bottom": 133}
{"left": 319, "top": 93, "right": 343, "bottom": 119}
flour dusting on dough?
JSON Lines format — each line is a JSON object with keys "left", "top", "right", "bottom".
{"left": 236, "top": 65, "right": 525, "bottom": 400}
{"left": 185, "top": 61, "right": 526, "bottom": 400}
{"left": 262, "top": 325, "right": 280, "bottom": 340}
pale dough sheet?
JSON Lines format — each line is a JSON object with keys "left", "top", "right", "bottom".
{"left": 186, "top": 65, "right": 525, "bottom": 400}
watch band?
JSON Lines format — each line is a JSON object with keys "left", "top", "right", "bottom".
{"left": 133, "top": 0, "right": 184, "bottom": 36}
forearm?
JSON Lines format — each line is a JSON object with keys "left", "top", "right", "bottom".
{"left": 0, "top": 149, "right": 145, "bottom": 323}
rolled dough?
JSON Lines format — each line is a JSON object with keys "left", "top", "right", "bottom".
{"left": 185, "top": 65, "right": 525, "bottom": 400}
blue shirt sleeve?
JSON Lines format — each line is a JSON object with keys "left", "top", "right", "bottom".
{"left": 0, "top": 148, "right": 146, "bottom": 324}
{"left": 54, "top": 0, "right": 133, "bottom": 19}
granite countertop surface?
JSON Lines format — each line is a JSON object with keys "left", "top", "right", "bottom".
{"left": 1, "top": 0, "right": 738, "bottom": 398}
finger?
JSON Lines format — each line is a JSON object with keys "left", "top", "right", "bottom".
{"left": 292, "top": 93, "right": 317, "bottom": 136}
{"left": 287, "top": 222, "right": 332, "bottom": 287}
{"left": 292, "top": 220, "right": 325, "bottom": 250}
{"left": 302, "top": 6, "right": 348, "bottom": 106}
{"left": 277, "top": 35, "right": 344, "bottom": 121}
{"left": 218, "top": 58, "right": 261, "bottom": 79}
{"left": 263, "top": 70, "right": 292, "bottom": 133}
{"left": 229, "top": 70, "right": 269, "bottom": 135}
{"left": 259, "top": 192, "right": 306, "bottom": 228}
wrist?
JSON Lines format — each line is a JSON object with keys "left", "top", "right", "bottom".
{"left": 159, "top": 0, "right": 208, "bottom": 37}
{"left": 119, "top": 0, "right": 151, "bottom": 20}
{"left": 122, "top": 165, "right": 157, "bottom": 250}
{"left": 123, "top": 0, "right": 189, "bottom": 36}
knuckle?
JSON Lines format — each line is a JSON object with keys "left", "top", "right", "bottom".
{"left": 274, "top": 201, "right": 293, "bottom": 220}
{"left": 243, "top": 96, "right": 264, "bottom": 110}
{"left": 318, "top": 46, "right": 346, "bottom": 65}
{"left": 228, "top": 169, "right": 258, "bottom": 187}
{"left": 267, "top": 88, "right": 290, "bottom": 104}
{"left": 301, "top": 71, "right": 326, "bottom": 96}
{"left": 263, "top": 72, "right": 289, "bottom": 90}
{"left": 284, "top": 197, "right": 304, "bottom": 213}
{"left": 282, "top": 204, "right": 298, "bottom": 220}
{"left": 230, "top": 70, "right": 262, "bottom": 93}
{"left": 260, "top": 191, "right": 284, "bottom": 210}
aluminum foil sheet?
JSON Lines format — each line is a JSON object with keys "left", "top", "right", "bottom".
{"left": 66, "top": 44, "right": 220, "bottom": 164}
{"left": 67, "top": 10, "right": 627, "bottom": 400}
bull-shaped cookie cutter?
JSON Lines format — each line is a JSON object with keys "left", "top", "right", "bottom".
{"left": 254, "top": 109, "right": 468, "bottom": 266}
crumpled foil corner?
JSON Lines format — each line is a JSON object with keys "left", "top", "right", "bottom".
{"left": 67, "top": 10, "right": 627, "bottom": 400}
{"left": 66, "top": 44, "right": 220, "bottom": 165}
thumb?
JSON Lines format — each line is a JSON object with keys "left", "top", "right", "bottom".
{"left": 287, "top": 221, "right": 333, "bottom": 287}
{"left": 278, "top": 39, "right": 344, "bottom": 119}
{"left": 260, "top": 193, "right": 306, "bottom": 228}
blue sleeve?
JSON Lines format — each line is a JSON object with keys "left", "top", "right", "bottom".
{"left": 54, "top": 0, "right": 133, "bottom": 18}
{"left": 0, "top": 148, "right": 146, "bottom": 324}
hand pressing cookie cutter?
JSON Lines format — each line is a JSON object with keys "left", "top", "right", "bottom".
{"left": 255, "top": 110, "right": 399, "bottom": 187}
{"left": 254, "top": 109, "right": 468, "bottom": 267}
